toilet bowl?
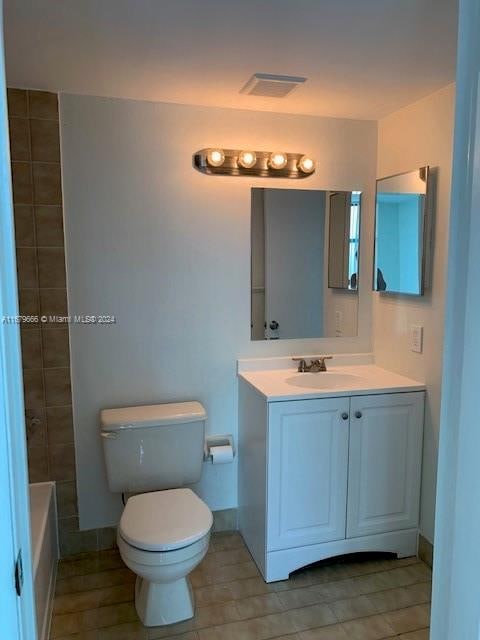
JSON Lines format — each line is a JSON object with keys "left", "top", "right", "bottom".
{"left": 117, "top": 487, "right": 213, "bottom": 626}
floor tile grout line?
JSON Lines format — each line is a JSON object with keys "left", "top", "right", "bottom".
{"left": 51, "top": 582, "right": 431, "bottom": 636}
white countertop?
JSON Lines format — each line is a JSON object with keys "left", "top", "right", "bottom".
{"left": 238, "top": 364, "right": 425, "bottom": 402}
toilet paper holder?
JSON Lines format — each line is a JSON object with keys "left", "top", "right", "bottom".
{"left": 204, "top": 434, "right": 235, "bottom": 463}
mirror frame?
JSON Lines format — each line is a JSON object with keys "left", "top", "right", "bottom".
{"left": 250, "top": 186, "right": 362, "bottom": 341}
{"left": 373, "top": 166, "right": 431, "bottom": 297}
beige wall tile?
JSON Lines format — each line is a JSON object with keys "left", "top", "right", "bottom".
{"left": 56, "top": 481, "right": 78, "bottom": 518}
{"left": 37, "top": 247, "right": 66, "bottom": 287}
{"left": 418, "top": 534, "right": 433, "bottom": 569}
{"left": 43, "top": 328, "right": 70, "bottom": 367}
{"left": 44, "top": 366, "right": 71, "bottom": 406}
{"left": 97, "top": 528, "right": 117, "bottom": 551}
{"left": 21, "top": 327, "right": 42, "bottom": 369}
{"left": 49, "top": 442, "right": 76, "bottom": 481}
{"left": 27, "top": 444, "right": 49, "bottom": 482}
{"left": 23, "top": 368, "right": 45, "bottom": 408}
{"left": 7, "top": 88, "right": 28, "bottom": 117}
{"left": 40, "top": 288, "right": 68, "bottom": 317}
{"left": 30, "top": 118, "right": 61, "bottom": 162}
{"left": 11, "top": 161, "right": 33, "bottom": 204}
{"left": 14, "top": 205, "right": 35, "bottom": 247}
{"left": 9, "top": 117, "right": 30, "bottom": 161}
{"left": 59, "top": 528, "right": 99, "bottom": 559}
{"left": 212, "top": 508, "right": 238, "bottom": 532}
{"left": 25, "top": 407, "right": 47, "bottom": 446}
{"left": 19, "top": 288, "right": 40, "bottom": 317}
{"left": 35, "top": 205, "right": 64, "bottom": 246}
{"left": 16, "top": 247, "right": 38, "bottom": 288}
{"left": 28, "top": 90, "right": 58, "bottom": 120}
{"left": 47, "top": 405, "right": 74, "bottom": 445}
{"left": 33, "top": 161, "right": 62, "bottom": 204}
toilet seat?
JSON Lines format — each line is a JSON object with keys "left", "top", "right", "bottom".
{"left": 117, "top": 529, "right": 210, "bottom": 567}
{"left": 119, "top": 488, "right": 213, "bottom": 552}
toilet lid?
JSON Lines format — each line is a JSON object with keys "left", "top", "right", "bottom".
{"left": 119, "top": 488, "right": 213, "bottom": 552}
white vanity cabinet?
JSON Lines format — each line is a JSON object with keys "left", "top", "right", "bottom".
{"left": 238, "top": 380, "right": 424, "bottom": 582}
{"left": 268, "top": 397, "right": 350, "bottom": 552}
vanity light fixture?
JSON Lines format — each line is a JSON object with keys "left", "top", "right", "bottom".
{"left": 268, "top": 151, "right": 288, "bottom": 170}
{"left": 206, "top": 148, "right": 225, "bottom": 167}
{"left": 298, "top": 155, "right": 315, "bottom": 174}
{"left": 193, "top": 148, "right": 316, "bottom": 179}
{"left": 238, "top": 150, "right": 257, "bottom": 169}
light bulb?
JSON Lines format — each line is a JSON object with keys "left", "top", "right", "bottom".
{"left": 298, "top": 155, "right": 315, "bottom": 174}
{"left": 269, "top": 152, "right": 288, "bottom": 170}
{"left": 206, "top": 148, "right": 225, "bottom": 167}
{"left": 238, "top": 150, "right": 257, "bottom": 169}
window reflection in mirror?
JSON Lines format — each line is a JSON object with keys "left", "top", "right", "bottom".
{"left": 251, "top": 188, "right": 361, "bottom": 341}
{"left": 328, "top": 191, "right": 361, "bottom": 291}
{"left": 374, "top": 167, "right": 430, "bottom": 296}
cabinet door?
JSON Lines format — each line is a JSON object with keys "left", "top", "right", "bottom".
{"left": 347, "top": 392, "right": 424, "bottom": 538}
{"left": 267, "top": 397, "right": 350, "bottom": 551}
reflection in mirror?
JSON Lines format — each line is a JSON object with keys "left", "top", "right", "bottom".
{"left": 374, "top": 167, "right": 430, "bottom": 296}
{"left": 251, "top": 188, "right": 361, "bottom": 341}
{"left": 328, "top": 191, "right": 361, "bottom": 290}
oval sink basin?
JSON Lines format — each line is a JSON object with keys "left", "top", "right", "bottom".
{"left": 286, "top": 372, "right": 362, "bottom": 389}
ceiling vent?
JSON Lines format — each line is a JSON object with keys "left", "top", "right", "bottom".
{"left": 240, "top": 73, "right": 307, "bottom": 98}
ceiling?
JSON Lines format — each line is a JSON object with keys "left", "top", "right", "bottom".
{"left": 4, "top": 0, "right": 458, "bottom": 120}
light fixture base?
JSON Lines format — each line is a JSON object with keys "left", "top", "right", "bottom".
{"left": 193, "top": 149, "right": 315, "bottom": 179}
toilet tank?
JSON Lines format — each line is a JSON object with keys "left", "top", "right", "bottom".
{"left": 100, "top": 402, "right": 206, "bottom": 493}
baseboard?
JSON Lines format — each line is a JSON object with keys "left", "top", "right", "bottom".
{"left": 418, "top": 532, "right": 434, "bottom": 568}
{"left": 212, "top": 508, "right": 238, "bottom": 532}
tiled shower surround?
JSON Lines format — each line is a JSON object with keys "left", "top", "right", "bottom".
{"left": 8, "top": 87, "right": 115, "bottom": 556}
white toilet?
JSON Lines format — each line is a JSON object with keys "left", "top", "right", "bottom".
{"left": 100, "top": 401, "right": 213, "bottom": 627}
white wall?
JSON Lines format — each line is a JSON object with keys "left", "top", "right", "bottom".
{"left": 60, "top": 94, "right": 377, "bottom": 530}
{"left": 374, "top": 84, "right": 455, "bottom": 543}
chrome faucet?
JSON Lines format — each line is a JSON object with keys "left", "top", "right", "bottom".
{"left": 292, "top": 356, "right": 333, "bottom": 373}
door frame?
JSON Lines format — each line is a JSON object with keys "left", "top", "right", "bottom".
{"left": 430, "top": 0, "right": 480, "bottom": 636}
{"left": 0, "top": 3, "right": 37, "bottom": 637}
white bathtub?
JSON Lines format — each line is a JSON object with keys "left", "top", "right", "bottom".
{"left": 29, "top": 482, "right": 58, "bottom": 640}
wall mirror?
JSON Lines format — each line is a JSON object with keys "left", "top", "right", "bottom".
{"left": 251, "top": 187, "right": 361, "bottom": 341}
{"left": 374, "top": 167, "right": 430, "bottom": 296}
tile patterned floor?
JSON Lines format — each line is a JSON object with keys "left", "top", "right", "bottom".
{"left": 50, "top": 532, "right": 431, "bottom": 640}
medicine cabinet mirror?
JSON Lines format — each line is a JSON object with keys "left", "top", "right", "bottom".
{"left": 251, "top": 187, "right": 361, "bottom": 341}
{"left": 374, "top": 167, "right": 431, "bottom": 296}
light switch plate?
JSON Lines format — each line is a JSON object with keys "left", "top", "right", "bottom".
{"left": 410, "top": 325, "right": 424, "bottom": 353}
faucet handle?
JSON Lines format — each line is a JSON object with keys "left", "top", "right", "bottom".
{"left": 292, "top": 357, "right": 307, "bottom": 372}
{"left": 317, "top": 355, "right": 333, "bottom": 371}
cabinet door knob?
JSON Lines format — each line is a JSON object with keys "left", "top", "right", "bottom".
{"left": 355, "top": 411, "right": 362, "bottom": 419}
{"left": 341, "top": 412, "right": 349, "bottom": 420}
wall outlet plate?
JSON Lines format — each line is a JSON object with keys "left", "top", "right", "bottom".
{"left": 410, "top": 325, "right": 424, "bottom": 353}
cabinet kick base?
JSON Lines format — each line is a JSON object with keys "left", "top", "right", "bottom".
{"left": 261, "top": 528, "right": 418, "bottom": 582}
